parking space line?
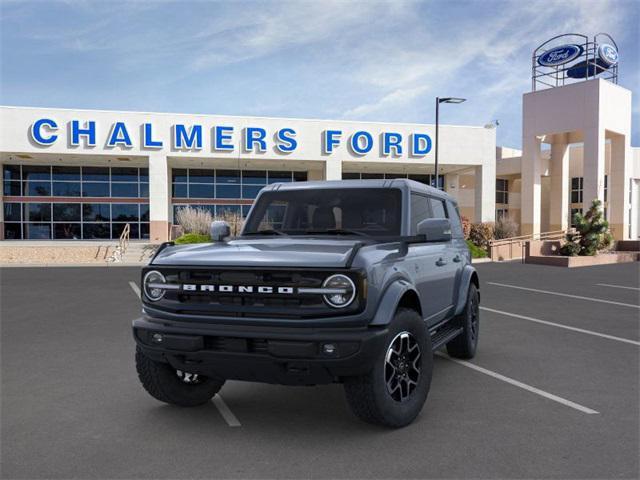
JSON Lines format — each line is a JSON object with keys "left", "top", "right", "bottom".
{"left": 213, "top": 395, "right": 241, "bottom": 427}
{"left": 129, "top": 281, "right": 141, "bottom": 299}
{"left": 435, "top": 352, "right": 599, "bottom": 415}
{"left": 596, "top": 283, "right": 640, "bottom": 291}
{"left": 481, "top": 306, "right": 640, "bottom": 347}
{"left": 488, "top": 282, "right": 640, "bottom": 309}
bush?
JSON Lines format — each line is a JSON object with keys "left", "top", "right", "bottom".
{"left": 461, "top": 216, "right": 472, "bottom": 240}
{"left": 466, "top": 240, "right": 487, "bottom": 258}
{"left": 560, "top": 199, "right": 613, "bottom": 256}
{"left": 175, "top": 206, "right": 213, "bottom": 235}
{"left": 469, "top": 222, "right": 495, "bottom": 250}
{"left": 174, "top": 233, "right": 211, "bottom": 244}
{"left": 494, "top": 216, "right": 519, "bottom": 240}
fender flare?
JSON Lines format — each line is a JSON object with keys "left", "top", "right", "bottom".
{"left": 369, "top": 279, "right": 420, "bottom": 326}
{"left": 454, "top": 265, "right": 480, "bottom": 315}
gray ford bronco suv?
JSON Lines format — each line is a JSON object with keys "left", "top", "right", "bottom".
{"left": 133, "top": 179, "right": 480, "bottom": 427}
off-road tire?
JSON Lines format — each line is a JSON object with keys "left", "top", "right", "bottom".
{"left": 135, "top": 346, "right": 224, "bottom": 407}
{"left": 446, "top": 283, "right": 479, "bottom": 359}
{"left": 343, "top": 308, "right": 433, "bottom": 428}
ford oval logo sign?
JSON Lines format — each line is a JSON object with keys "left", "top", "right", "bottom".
{"left": 538, "top": 44, "right": 583, "bottom": 67}
{"left": 598, "top": 44, "right": 618, "bottom": 66}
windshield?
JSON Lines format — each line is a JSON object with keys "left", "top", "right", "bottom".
{"left": 243, "top": 188, "right": 402, "bottom": 237}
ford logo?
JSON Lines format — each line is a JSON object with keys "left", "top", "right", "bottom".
{"left": 538, "top": 44, "right": 583, "bottom": 67}
{"left": 598, "top": 43, "right": 618, "bottom": 66}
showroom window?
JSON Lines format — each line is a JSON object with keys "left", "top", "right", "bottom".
{"left": 342, "top": 172, "right": 445, "bottom": 190}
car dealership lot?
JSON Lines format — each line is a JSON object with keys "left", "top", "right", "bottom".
{"left": 1, "top": 262, "right": 638, "bottom": 479}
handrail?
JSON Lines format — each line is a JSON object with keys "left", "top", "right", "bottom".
{"left": 106, "top": 223, "right": 131, "bottom": 263}
{"left": 489, "top": 229, "right": 570, "bottom": 247}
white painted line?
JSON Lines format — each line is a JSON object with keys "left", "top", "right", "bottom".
{"left": 212, "top": 395, "right": 241, "bottom": 427}
{"left": 129, "top": 281, "right": 141, "bottom": 299}
{"left": 481, "top": 306, "right": 640, "bottom": 347}
{"left": 488, "top": 282, "right": 640, "bottom": 309}
{"left": 435, "top": 352, "right": 599, "bottom": 415}
{"left": 596, "top": 283, "right": 640, "bottom": 292}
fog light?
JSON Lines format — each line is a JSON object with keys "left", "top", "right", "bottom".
{"left": 152, "top": 333, "right": 164, "bottom": 344}
{"left": 323, "top": 343, "right": 337, "bottom": 355}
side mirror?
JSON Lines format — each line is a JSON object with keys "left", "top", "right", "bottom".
{"left": 210, "top": 221, "right": 231, "bottom": 242}
{"left": 417, "top": 218, "right": 452, "bottom": 242}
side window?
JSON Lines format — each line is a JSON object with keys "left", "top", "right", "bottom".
{"left": 410, "top": 193, "right": 431, "bottom": 234}
{"left": 429, "top": 198, "right": 448, "bottom": 219}
{"left": 447, "top": 200, "right": 464, "bottom": 238}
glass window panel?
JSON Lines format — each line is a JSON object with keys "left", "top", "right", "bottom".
{"left": 429, "top": 198, "right": 448, "bottom": 219}
{"left": 140, "top": 204, "right": 150, "bottom": 222}
{"left": 82, "top": 182, "right": 110, "bottom": 197}
{"left": 217, "top": 205, "right": 241, "bottom": 216}
{"left": 411, "top": 194, "right": 431, "bottom": 234}
{"left": 188, "top": 183, "right": 215, "bottom": 199}
{"left": 24, "top": 223, "right": 51, "bottom": 239}
{"left": 83, "top": 223, "right": 110, "bottom": 239}
{"left": 53, "top": 203, "right": 81, "bottom": 221}
{"left": 139, "top": 168, "right": 149, "bottom": 182}
{"left": 4, "top": 222, "right": 22, "bottom": 239}
{"left": 25, "top": 203, "right": 51, "bottom": 221}
{"left": 293, "top": 171, "right": 307, "bottom": 182}
{"left": 82, "top": 167, "right": 109, "bottom": 182}
{"left": 571, "top": 191, "right": 580, "bottom": 203}
{"left": 111, "top": 183, "right": 139, "bottom": 197}
{"left": 52, "top": 166, "right": 80, "bottom": 181}
{"left": 3, "top": 181, "right": 21, "bottom": 196}
{"left": 4, "top": 202, "right": 22, "bottom": 221}
{"left": 342, "top": 173, "right": 360, "bottom": 180}
{"left": 216, "top": 184, "right": 240, "bottom": 199}
{"left": 3, "top": 165, "right": 21, "bottom": 181}
{"left": 54, "top": 223, "right": 81, "bottom": 239}
{"left": 268, "top": 171, "right": 292, "bottom": 183}
{"left": 216, "top": 170, "right": 240, "bottom": 184}
{"left": 112, "top": 204, "right": 139, "bottom": 221}
{"left": 26, "top": 181, "right": 51, "bottom": 196}
{"left": 242, "top": 205, "right": 252, "bottom": 217}
{"left": 189, "top": 169, "right": 215, "bottom": 183}
{"left": 172, "top": 183, "right": 187, "bottom": 198}
{"left": 52, "top": 182, "right": 81, "bottom": 197}
{"left": 140, "top": 183, "right": 149, "bottom": 197}
{"left": 408, "top": 174, "right": 429, "bottom": 184}
{"left": 141, "top": 222, "right": 150, "bottom": 239}
{"left": 242, "top": 170, "right": 266, "bottom": 184}
{"left": 172, "top": 169, "right": 188, "bottom": 183}
{"left": 571, "top": 177, "right": 580, "bottom": 189}
{"left": 242, "top": 185, "right": 263, "bottom": 199}
{"left": 112, "top": 222, "right": 139, "bottom": 239}
{"left": 22, "top": 165, "right": 51, "bottom": 181}
{"left": 110, "top": 167, "right": 138, "bottom": 181}
{"left": 83, "top": 203, "right": 111, "bottom": 221}
{"left": 361, "top": 173, "right": 384, "bottom": 179}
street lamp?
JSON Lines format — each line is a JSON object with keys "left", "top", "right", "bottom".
{"left": 435, "top": 97, "right": 466, "bottom": 189}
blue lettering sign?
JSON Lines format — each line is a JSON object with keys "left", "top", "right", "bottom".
{"left": 244, "top": 127, "right": 267, "bottom": 152}
{"left": 107, "top": 122, "right": 132, "bottom": 148}
{"left": 214, "top": 126, "right": 234, "bottom": 151}
{"left": 411, "top": 133, "right": 432, "bottom": 156}
{"left": 173, "top": 124, "right": 202, "bottom": 149}
{"left": 323, "top": 130, "right": 342, "bottom": 154}
{"left": 143, "top": 123, "right": 163, "bottom": 148}
{"left": 350, "top": 131, "right": 373, "bottom": 155}
{"left": 30, "top": 118, "right": 58, "bottom": 145}
{"left": 383, "top": 132, "right": 403, "bottom": 156}
{"left": 71, "top": 120, "right": 96, "bottom": 147}
{"left": 275, "top": 128, "right": 297, "bottom": 153}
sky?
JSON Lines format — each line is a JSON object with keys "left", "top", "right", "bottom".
{"left": 1, "top": 0, "right": 638, "bottom": 148}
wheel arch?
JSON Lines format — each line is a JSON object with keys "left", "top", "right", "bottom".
{"left": 370, "top": 280, "right": 423, "bottom": 326}
{"left": 454, "top": 266, "right": 480, "bottom": 316}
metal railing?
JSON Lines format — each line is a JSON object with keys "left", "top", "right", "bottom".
{"left": 106, "top": 223, "right": 131, "bottom": 263}
{"left": 489, "top": 229, "right": 572, "bottom": 262}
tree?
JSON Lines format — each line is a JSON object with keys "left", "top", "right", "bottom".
{"left": 560, "top": 199, "right": 613, "bottom": 256}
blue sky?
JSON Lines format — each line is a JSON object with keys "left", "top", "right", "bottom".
{"left": 1, "top": 0, "right": 638, "bottom": 148}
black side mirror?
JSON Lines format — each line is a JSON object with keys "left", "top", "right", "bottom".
{"left": 417, "top": 218, "right": 452, "bottom": 242}
{"left": 210, "top": 221, "right": 231, "bottom": 242}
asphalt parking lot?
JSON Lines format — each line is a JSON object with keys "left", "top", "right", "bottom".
{"left": 1, "top": 262, "right": 639, "bottom": 479}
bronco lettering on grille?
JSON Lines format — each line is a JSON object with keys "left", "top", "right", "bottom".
{"left": 182, "top": 284, "right": 295, "bottom": 294}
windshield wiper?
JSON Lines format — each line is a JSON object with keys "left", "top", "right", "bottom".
{"left": 304, "top": 228, "right": 370, "bottom": 237}
{"left": 243, "top": 229, "right": 287, "bottom": 236}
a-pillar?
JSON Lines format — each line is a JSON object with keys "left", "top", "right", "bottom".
{"left": 521, "top": 135, "right": 543, "bottom": 236}
{"left": 474, "top": 163, "right": 495, "bottom": 223}
{"left": 582, "top": 126, "right": 606, "bottom": 212}
{"left": 148, "top": 153, "right": 171, "bottom": 243}
{"left": 324, "top": 159, "right": 342, "bottom": 180}
{"left": 549, "top": 134, "right": 570, "bottom": 231}
{"left": 609, "top": 133, "right": 631, "bottom": 240}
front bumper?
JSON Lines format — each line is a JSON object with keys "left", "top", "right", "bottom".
{"left": 133, "top": 315, "right": 388, "bottom": 385}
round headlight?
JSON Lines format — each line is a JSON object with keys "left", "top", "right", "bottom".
{"left": 143, "top": 270, "right": 166, "bottom": 302}
{"left": 322, "top": 274, "right": 356, "bottom": 308}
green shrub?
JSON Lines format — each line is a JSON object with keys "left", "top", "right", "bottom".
{"left": 560, "top": 199, "right": 613, "bottom": 256}
{"left": 469, "top": 222, "right": 495, "bottom": 250}
{"left": 466, "top": 240, "right": 487, "bottom": 258}
{"left": 174, "top": 233, "right": 211, "bottom": 244}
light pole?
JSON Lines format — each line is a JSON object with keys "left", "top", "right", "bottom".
{"left": 435, "top": 97, "right": 466, "bottom": 189}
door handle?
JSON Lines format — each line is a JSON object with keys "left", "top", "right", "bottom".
{"left": 436, "top": 258, "right": 447, "bottom": 267}
{"left": 453, "top": 255, "right": 462, "bottom": 263}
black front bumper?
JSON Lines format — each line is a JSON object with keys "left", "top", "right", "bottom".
{"left": 133, "top": 316, "right": 388, "bottom": 385}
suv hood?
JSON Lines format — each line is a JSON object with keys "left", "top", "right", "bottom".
{"left": 151, "top": 238, "right": 364, "bottom": 268}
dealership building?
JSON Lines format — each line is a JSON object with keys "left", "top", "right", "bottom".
{"left": 0, "top": 34, "right": 638, "bottom": 243}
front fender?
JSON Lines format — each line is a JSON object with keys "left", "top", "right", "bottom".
{"left": 454, "top": 265, "right": 479, "bottom": 315}
{"left": 369, "top": 279, "right": 418, "bottom": 326}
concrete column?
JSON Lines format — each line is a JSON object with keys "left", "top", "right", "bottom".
{"left": 609, "top": 134, "right": 631, "bottom": 240}
{"left": 521, "top": 135, "right": 542, "bottom": 236}
{"left": 324, "top": 159, "right": 342, "bottom": 180}
{"left": 582, "top": 126, "right": 606, "bottom": 211}
{"left": 148, "top": 153, "right": 170, "bottom": 243}
{"left": 549, "top": 134, "right": 570, "bottom": 232}
{"left": 473, "top": 163, "right": 495, "bottom": 223}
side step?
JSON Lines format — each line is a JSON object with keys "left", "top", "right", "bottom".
{"left": 430, "top": 324, "right": 463, "bottom": 351}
